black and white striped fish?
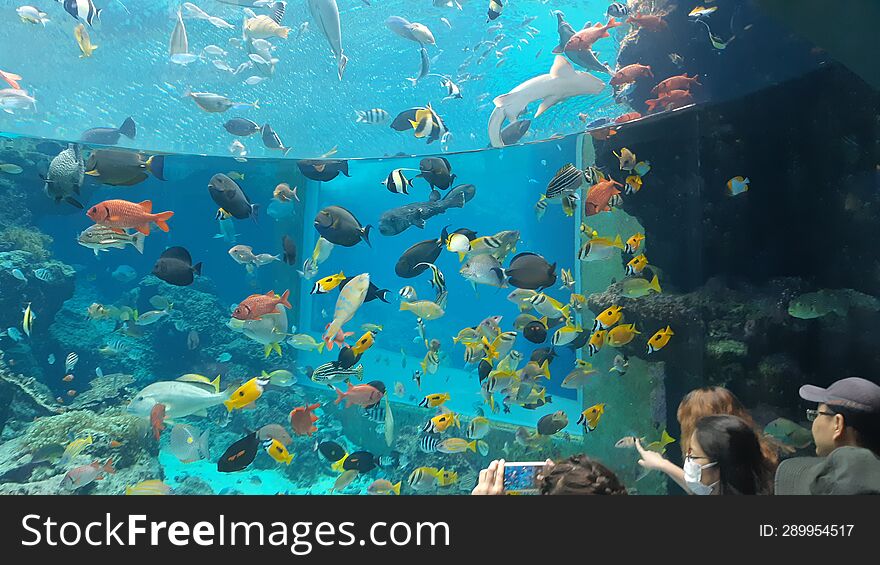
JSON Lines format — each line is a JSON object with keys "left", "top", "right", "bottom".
{"left": 61, "top": 0, "right": 102, "bottom": 27}
{"left": 65, "top": 352, "right": 79, "bottom": 372}
{"left": 415, "top": 262, "right": 446, "bottom": 294}
{"left": 382, "top": 169, "right": 414, "bottom": 194}
{"left": 441, "top": 77, "right": 462, "bottom": 100}
{"left": 33, "top": 268, "right": 54, "bottom": 282}
{"left": 310, "top": 362, "right": 364, "bottom": 385}
{"left": 363, "top": 401, "right": 385, "bottom": 423}
{"left": 354, "top": 108, "right": 390, "bottom": 124}
{"left": 269, "top": 0, "right": 285, "bottom": 24}
{"left": 487, "top": 0, "right": 503, "bottom": 22}
{"left": 419, "top": 433, "right": 441, "bottom": 453}
{"left": 607, "top": 2, "right": 630, "bottom": 18}
{"left": 546, "top": 164, "right": 586, "bottom": 198}
{"left": 399, "top": 286, "right": 417, "bottom": 301}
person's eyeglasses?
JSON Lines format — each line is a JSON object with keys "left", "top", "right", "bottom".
{"left": 806, "top": 408, "right": 836, "bottom": 422}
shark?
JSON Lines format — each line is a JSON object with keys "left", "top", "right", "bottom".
{"left": 308, "top": 0, "right": 348, "bottom": 80}
{"left": 488, "top": 55, "right": 605, "bottom": 147}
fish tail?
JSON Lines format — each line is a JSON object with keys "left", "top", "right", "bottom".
{"left": 103, "top": 458, "right": 115, "bottom": 474}
{"left": 650, "top": 275, "right": 661, "bottom": 293}
{"left": 361, "top": 225, "right": 372, "bottom": 247}
{"left": 119, "top": 116, "right": 136, "bottom": 139}
{"left": 392, "top": 481, "right": 401, "bottom": 495}
{"left": 279, "top": 289, "right": 292, "bottom": 309}
{"left": 333, "top": 387, "right": 345, "bottom": 405}
{"left": 154, "top": 211, "right": 174, "bottom": 232}
{"left": 467, "top": 440, "right": 477, "bottom": 452}
{"left": 253, "top": 99, "right": 260, "bottom": 109}
{"left": 146, "top": 155, "right": 166, "bottom": 180}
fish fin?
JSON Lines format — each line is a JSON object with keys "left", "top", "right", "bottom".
{"left": 132, "top": 232, "right": 145, "bottom": 254}
{"left": 119, "top": 117, "right": 136, "bottom": 139}
{"left": 138, "top": 200, "right": 153, "bottom": 213}
{"left": 64, "top": 197, "right": 83, "bottom": 209}
{"left": 146, "top": 155, "right": 167, "bottom": 181}
{"left": 192, "top": 262, "right": 203, "bottom": 276}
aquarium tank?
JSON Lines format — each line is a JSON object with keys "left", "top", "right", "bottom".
{"left": 0, "top": 0, "right": 877, "bottom": 496}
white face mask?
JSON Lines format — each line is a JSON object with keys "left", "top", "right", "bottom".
{"left": 684, "top": 458, "right": 718, "bottom": 495}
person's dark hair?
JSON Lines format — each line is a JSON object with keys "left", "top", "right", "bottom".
{"left": 826, "top": 405, "right": 880, "bottom": 456}
{"left": 694, "top": 415, "right": 775, "bottom": 495}
{"left": 539, "top": 454, "right": 628, "bottom": 495}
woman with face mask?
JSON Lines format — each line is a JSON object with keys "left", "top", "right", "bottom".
{"left": 637, "top": 415, "right": 776, "bottom": 495}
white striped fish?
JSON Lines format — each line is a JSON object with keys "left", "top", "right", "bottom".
{"left": 545, "top": 164, "right": 586, "bottom": 198}
{"left": 354, "top": 108, "right": 390, "bottom": 124}
{"left": 65, "top": 352, "right": 79, "bottom": 372}
{"left": 382, "top": 169, "right": 414, "bottom": 194}
{"left": 62, "top": 0, "right": 101, "bottom": 27}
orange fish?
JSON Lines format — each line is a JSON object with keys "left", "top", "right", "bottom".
{"left": 614, "top": 112, "right": 641, "bottom": 124}
{"left": 232, "top": 289, "right": 291, "bottom": 320}
{"left": 564, "top": 17, "right": 624, "bottom": 52}
{"left": 590, "top": 126, "right": 618, "bottom": 140}
{"left": 0, "top": 69, "right": 22, "bottom": 89}
{"left": 86, "top": 199, "right": 174, "bottom": 235}
{"left": 289, "top": 403, "right": 321, "bottom": 436}
{"left": 334, "top": 382, "right": 384, "bottom": 408}
{"left": 645, "top": 89, "right": 694, "bottom": 113}
{"left": 651, "top": 74, "right": 701, "bottom": 96}
{"left": 324, "top": 326, "right": 354, "bottom": 351}
{"left": 610, "top": 64, "right": 653, "bottom": 86}
{"left": 585, "top": 178, "right": 622, "bottom": 216}
{"left": 63, "top": 374, "right": 74, "bottom": 382}
{"left": 67, "top": 390, "right": 77, "bottom": 397}
{"left": 626, "top": 14, "right": 668, "bottom": 31}
{"left": 150, "top": 404, "right": 166, "bottom": 440}
{"left": 109, "top": 440, "right": 124, "bottom": 448}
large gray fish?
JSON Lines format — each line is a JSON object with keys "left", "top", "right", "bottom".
{"left": 208, "top": 173, "right": 259, "bottom": 220}
{"left": 43, "top": 143, "right": 84, "bottom": 208}
{"left": 379, "top": 184, "right": 475, "bottom": 237}
{"left": 416, "top": 157, "right": 456, "bottom": 191}
{"left": 552, "top": 10, "right": 612, "bottom": 74}
{"left": 314, "top": 205, "right": 371, "bottom": 247}
{"left": 127, "top": 381, "right": 233, "bottom": 420}
{"left": 308, "top": 0, "right": 348, "bottom": 80}
{"left": 385, "top": 16, "right": 419, "bottom": 42}
{"left": 297, "top": 159, "right": 350, "bottom": 182}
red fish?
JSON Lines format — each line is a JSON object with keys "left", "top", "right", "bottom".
{"left": 610, "top": 64, "right": 653, "bottom": 86}
{"left": 334, "top": 382, "right": 384, "bottom": 408}
{"left": 651, "top": 74, "right": 701, "bottom": 96}
{"left": 232, "top": 289, "right": 291, "bottom": 320}
{"left": 645, "top": 89, "right": 694, "bottom": 112}
{"left": 61, "top": 458, "right": 115, "bottom": 490}
{"left": 614, "top": 112, "right": 642, "bottom": 124}
{"left": 626, "top": 14, "right": 668, "bottom": 31}
{"left": 0, "top": 70, "right": 22, "bottom": 89}
{"left": 289, "top": 403, "right": 321, "bottom": 436}
{"left": 585, "top": 178, "right": 623, "bottom": 216}
{"left": 86, "top": 199, "right": 174, "bottom": 235}
{"left": 150, "top": 403, "right": 166, "bottom": 440}
{"left": 323, "top": 326, "right": 353, "bottom": 351}
{"left": 564, "top": 17, "right": 623, "bottom": 52}
{"left": 590, "top": 126, "right": 618, "bottom": 140}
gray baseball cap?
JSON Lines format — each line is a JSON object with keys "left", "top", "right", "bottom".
{"left": 799, "top": 377, "right": 880, "bottom": 413}
{"left": 775, "top": 446, "right": 880, "bottom": 495}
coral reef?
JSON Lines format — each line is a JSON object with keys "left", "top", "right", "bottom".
{"left": 0, "top": 226, "right": 53, "bottom": 261}
{"left": 69, "top": 373, "right": 138, "bottom": 411}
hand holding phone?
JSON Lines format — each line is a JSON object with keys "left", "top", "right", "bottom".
{"left": 502, "top": 461, "right": 546, "bottom": 495}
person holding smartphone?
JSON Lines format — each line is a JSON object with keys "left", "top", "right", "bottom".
{"left": 471, "top": 455, "right": 628, "bottom": 495}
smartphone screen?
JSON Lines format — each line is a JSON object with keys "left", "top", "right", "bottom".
{"left": 502, "top": 461, "right": 545, "bottom": 495}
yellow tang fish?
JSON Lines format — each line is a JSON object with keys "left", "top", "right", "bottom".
{"left": 419, "top": 392, "right": 450, "bottom": 408}
{"left": 423, "top": 412, "right": 460, "bottom": 434}
{"left": 351, "top": 331, "right": 374, "bottom": 355}
{"left": 311, "top": 271, "right": 346, "bottom": 294}
{"left": 624, "top": 233, "right": 645, "bottom": 254}
{"left": 263, "top": 438, "right": 293, "bottom": 465}
{"left": 625, "top": 254, "right": 649, "bottom": 276}
{"left": 577, "top": 403, "right": 606, "bottom": 432}
{"left": 74, "top": 24, "right": 98, "bottom": 58}
{"left": 587, "top": 330, "right": 606, "bottom": 356}
{"left": 606, "top": 324, "right": 640, "bottom": 347}
{"left": 593, "top": 304, "right": 623, "bottom": 331}
{"left": 223, "top": 375, "right": 270, "bottom": 411}
{"left": 647, "top": 325, "right": 674, "bottom": 354}
{"left": 625, "top": 175, "right": 643, "bottom": 194}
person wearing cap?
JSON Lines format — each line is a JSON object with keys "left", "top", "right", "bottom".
{"left": 775, "top": 376, "right": 880, "bottom": 495}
